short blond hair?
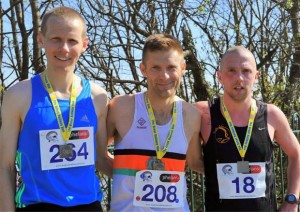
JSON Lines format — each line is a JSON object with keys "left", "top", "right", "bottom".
{"left": 41, "top": 6, "right": 86, "bottom": 37}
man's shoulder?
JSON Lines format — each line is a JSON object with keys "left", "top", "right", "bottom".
{"left": 110, "top": 93, "right": 135, "bottom": 106}
{"left": 181, "top": 101, "right": 201, "bottom": 128}
{"left": 194, "top": 100, "right": 210, "bottom": 113}
{"left": 88, "top": 80, "right": 107, "bottom": 96}
{"left": 266, "top": 103, "right": 286, "bottom": 120}
{"left": 86, "top": 80, "right": 108, "bottom": 114}
{"left": 182, "top": 100, "right": 200, "bottom": 115}
{"left": 108, "top": 94, "right": 135, "bottom": 122}
{"left": 2, "top": 79, "right": 32, "bottom": 117}
{"left": 5, "top": 79, "right": 31, "bottom": 99}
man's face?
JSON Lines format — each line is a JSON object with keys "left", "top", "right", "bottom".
{"left": 38, "top": 16, "right": 88, "bottom": 73}
{"left": 140, "top": 50, "right": 185, "bottom": 99}
{"left": 217, "top": 51, "right": 258, "bottom": 102}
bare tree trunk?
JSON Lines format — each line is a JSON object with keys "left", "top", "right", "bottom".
{"left": 282, "top": 0, "right": 300, "bottom": 115}
{"left": 13, "top": 0, "right": 29, "bottom": 80}
{"left": 182, "top": 26, "right": 210, "bottom": 102}
{"left": 289, "top": 0, "right": 300, "bottom": 108}
{"left": 30, "top": 0, "right": 44, "bottom": 74}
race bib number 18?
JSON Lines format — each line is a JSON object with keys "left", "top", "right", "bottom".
{"left": 216, "top": 162, "right": 266, "bottom": 199}
{"left": 39, "top": 127, "right": 94, "bottom": 170}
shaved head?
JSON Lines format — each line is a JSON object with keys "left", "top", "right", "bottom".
{"left": 220, "top": 46, "right": 256, "bottom": 71}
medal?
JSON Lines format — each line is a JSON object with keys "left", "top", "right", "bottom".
{"left": 237, "top": 160, "right": 250, "bottom": 173}
{"left": 147, "top": 156, "right": 165, "bottom": 171}
{"left": 59, "top": 144, "right": 73, "bottom": 158}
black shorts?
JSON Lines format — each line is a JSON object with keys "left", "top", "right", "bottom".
{"left": 16, "top": 201, "right": 103, "bottom": 211}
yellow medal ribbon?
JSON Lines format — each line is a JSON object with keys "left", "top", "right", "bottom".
{"left": 43, "top": 73, "right": 77, "bottom": 141}
{"left": 221, "top": 96, "right": 256, "bottom": 159}
{"left": 144, "top": 93, "right": 177, "bottom": 159}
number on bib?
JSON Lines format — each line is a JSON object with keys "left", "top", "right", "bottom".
{"left": 141, "top": 184, "right": 177, "bottom": 203}
{"left": 232, "top": 176, "right": 255, "bottom": 193}
{"left": 50, "top": 142, "right": 88, "bottom": 163}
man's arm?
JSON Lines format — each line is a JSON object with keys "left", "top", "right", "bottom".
{"left": 268, "top": 104, "right": 300, "bottom": 211}
{"left": 186, "top": 103, "right": 204, "bottom": 174}
{"left": 106, "top": 97, "right": 118, "bottom": 146}
{"left": 0, "top": 83, "right": 29, "bottom": 211}
{"left": 91, "top": 83, "right": 113, "bottom": 178}
{"left": 106, "top": 94, "right": 135, "bottom": 146}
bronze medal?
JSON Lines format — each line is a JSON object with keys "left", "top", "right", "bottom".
{"left": 147, "top": 156, "right": 165, "bottom": 171}
{"left": 59, "top": 144, "right": 73, "bottom": 158}
{"left": 237, "top": 161, "right": 250, "bottom": 173}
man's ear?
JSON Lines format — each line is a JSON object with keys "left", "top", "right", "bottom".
{"left": 181, "top": 60, "right": 186, "bottom": 76}
{"left": 255, "top": 70, "right": 259, "bottom": 79}
{"left": 37, "top": 31, "right": 44, "bottom": 48}
{"left": 140, "top": 63, "right": 147, "bottom": 78}
{"left": 82, "top": 36, "right": 89, "bottom": 53}
{"left": 217, "top": 70, "right": 223, "bottom": 85}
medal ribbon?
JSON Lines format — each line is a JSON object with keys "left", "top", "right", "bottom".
{"left": 43, "top": 73, "right": 77, "bottom": 141}
{"left": 144, "top": 93, "right": 177, "bottom": 159}
{"left": 221, "top": 96, "right": 256, "bottom": 159}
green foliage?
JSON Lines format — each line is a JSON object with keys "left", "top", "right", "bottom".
{"left": 285, "top": 0, "right": 294, "bottom": 10}
{"left": 197, "top": 0, "right": 210, "bottom": 14}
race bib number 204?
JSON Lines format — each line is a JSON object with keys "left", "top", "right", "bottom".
{"left": 39, "top": 127, "right": 94, "bottom": 170}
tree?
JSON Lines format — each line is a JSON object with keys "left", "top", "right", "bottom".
{"left": 1, "top": 0, "right": 300, "bottom": 210}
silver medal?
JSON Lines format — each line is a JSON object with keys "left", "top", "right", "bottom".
{"left": 59, "top": 144, "right": 73, "bottom": 158}
{"left": 147, "top": 156, "right": 165, "bottom": 171}
{"left": 237, "top": 161, "right": 250, "bottom": 173}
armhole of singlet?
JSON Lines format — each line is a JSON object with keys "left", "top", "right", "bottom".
{"left": 116, "top": 93, "right": 141, "bottom": 146}
{"left": 176, "top": 98, "right": 189, "bottom": 146}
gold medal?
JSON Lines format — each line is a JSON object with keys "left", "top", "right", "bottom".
{"left": 59, "top": 144, "right": 73, "bottom": 158}
{"left": 147, "top": 156, "right": 165, "bottom": 171}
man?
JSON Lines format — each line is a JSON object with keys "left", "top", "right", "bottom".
{"left": 107, "top": 33, "right": 204, "bottom": 211}
{"left": 193, "top": 46, "right": 300, "bottom": 211}
{"left": 0, "top": 6, "right": 111, "bottom": 211}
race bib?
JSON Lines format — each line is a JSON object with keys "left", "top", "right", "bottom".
{"left": 39, "top": 127, "right": 94, "bottom": 170}
{"left": 216, "top": 162, "right": 266, "bottom": 199}
{"left": 133, "top": 170, "right": 185, "bottom": 208}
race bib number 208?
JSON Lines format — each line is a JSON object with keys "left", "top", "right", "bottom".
{"left": 133, "top": 170, "right": 185, "bottom": 208}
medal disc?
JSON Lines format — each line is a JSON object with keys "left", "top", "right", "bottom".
{"left": 59, "top": 144, "right": 73, "bottom": 158}
{"left": 147, "top": 156, "right": 165, "bottom": 171}
{"left": 237, "top": 161, "right": 250, "bottom": 173}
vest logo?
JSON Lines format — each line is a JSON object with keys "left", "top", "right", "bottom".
{"left": 214, "top": 125, "right": 230, "bottom": 144}
{"left": 80, "top": 115, "right": 90, "bottom": 123}
{"left": 249, "top": 165, "right": 262, "bottom": 174}
{"left": 137, "top": 117, "right": 147, "bottom": 129}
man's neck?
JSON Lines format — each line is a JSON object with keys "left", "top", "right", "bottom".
{"left": 222, "top": 95, "right": 254, "bottom": 126}
{"left": 44, "top": 69, "right": 74, "bottom": 94}
{"left": 147, "top": 92, "right": 175, "bottom": 125}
